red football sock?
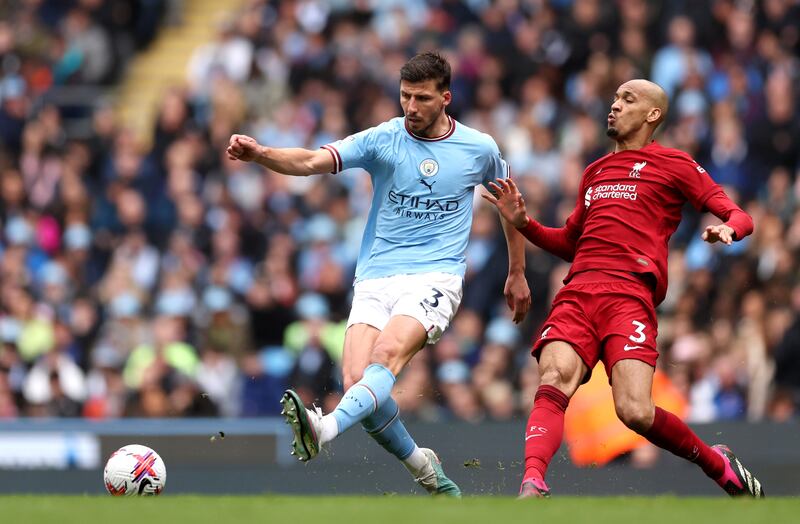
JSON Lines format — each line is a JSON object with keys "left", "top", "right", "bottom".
{"left": 523, "top": 385, "right": 570, "bottom": 481}
{"left": 643, "top": 406, "right": 724, "bottom": 479}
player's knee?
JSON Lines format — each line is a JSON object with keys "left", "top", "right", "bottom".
{"left": 342, "top": 369, "right": 364, "bottom": 391}
{"left": 370, "top": 340, "right": 401, "bottom": 371}
{"left": 615, "top": 398, "right": 654, "bottom": 433}
{"left": 539, "top": 364, "right": 581, "bottom": 393}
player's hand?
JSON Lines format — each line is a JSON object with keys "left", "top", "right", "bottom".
{"left": 504, "top": 271, "right": 531, "bottom": 324}
{"left": 226, "top": 134, "right": 261, "bottom": 162}
{"left": 701, "top": 224, "right": 735, "bottom": 245}
{"left": 481, "top": 178, "right": 528, "bottom": 228}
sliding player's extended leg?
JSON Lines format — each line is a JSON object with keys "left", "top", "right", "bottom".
{"left": 611, "top": 358, "right": 764, "bottom": 498}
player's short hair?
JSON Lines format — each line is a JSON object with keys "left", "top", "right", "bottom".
{"left": 400, "top": 52, "right": 451, "bottom": 91}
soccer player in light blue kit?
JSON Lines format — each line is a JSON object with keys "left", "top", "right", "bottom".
{"left": 226, "top": 52, "right": 530, "bottom": 496}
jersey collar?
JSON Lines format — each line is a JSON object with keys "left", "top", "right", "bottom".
{"left": 405, "top": 115, "right": 456, "bottom": 142}
{"left": 612, "top": 140, "right": 660, "bottom": 154}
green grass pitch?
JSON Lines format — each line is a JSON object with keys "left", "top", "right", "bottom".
{"left": 1, "top": 496, "right": 796, "bottom": 524}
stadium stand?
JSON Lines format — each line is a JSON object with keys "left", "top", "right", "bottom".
{"left": 0, "top": 0, "right": 798, "bottom": 441}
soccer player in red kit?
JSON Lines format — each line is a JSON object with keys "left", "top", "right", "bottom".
{"left": 483, "top": 79, "right": 764, "bottom": 498}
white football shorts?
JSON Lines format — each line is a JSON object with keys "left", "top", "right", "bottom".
{"left": 347, "top": 272, "right": 464, "bottom": 344}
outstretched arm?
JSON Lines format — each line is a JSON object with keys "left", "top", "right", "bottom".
{"left": 481, "top": 178, "right": 579, "bottom": 261}
{"left": 226, "top": 134, "right": 335, "bottom": 176}
{"left": 700, "top": 191, "right": 754, "bottom": 245}
{"left": 517, "top": 218, "right": 579, "bottom": 262}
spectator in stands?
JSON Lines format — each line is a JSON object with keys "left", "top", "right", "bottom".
{"left": 0, "top": 0, "right": 798, "bottom": 424}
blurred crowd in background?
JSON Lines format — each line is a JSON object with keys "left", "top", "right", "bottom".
{"left": 0, "top": 0, "right": 799, "bottom": 426}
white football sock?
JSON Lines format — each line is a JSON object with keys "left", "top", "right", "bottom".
{"left": 402, "top": 446, "right": 429, "bottom": 477}
{"left": 318, "top": 414, "right": 339, "bottom": 445}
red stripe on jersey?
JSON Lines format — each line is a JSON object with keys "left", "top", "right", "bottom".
{"left": 405, "top": 115, "right": 456, "bottom": 141}
{"left": 320, "top": 145, "right": 342, "bottom": 173}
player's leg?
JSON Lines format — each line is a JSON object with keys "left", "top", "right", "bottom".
{"left": 366, "top": 314, "right": 461, "bottom": 496}
{"left": 520, "top": 340, "right": 589, "bottom": 498}
{"left": 281, "top": 274, "right": 431, "bottom": 462}
{"left": 283, "top": 273, "right": 461, "bottom": 494}
{"left": 610, "top": 359, "right": 764, "bottom": 497}
{"left": 282, "top": 319, "right": 444, "bottom": 491}
{"left": 602, "top": 285, "right": 764, "bottom": 498}
{"left": 328, "top": 314, "right": 427, "bottom": 433}
{"left": 325, "top": 313, "right": 461, "bottom": 495}
{"left": 321, "top": 323, "right": 383, "bottom": 447}
{"left": 339, "top": 322, "right": 440, "bottom": 493}
{"left": 363, "top": 273, "right": 463, "bottom": 496}
{"left": 520, "top": 288, "right": 598, "bottom": 498}
{"left": 281, "top": 278, "right": 390, "bottom": 462}
{"left": 281, "top": 315, "right": 428, "bottom": 460}
{"left": 341, "top": 323, "right": 381, "bottom": 390}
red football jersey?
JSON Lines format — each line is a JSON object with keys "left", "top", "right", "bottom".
{"left": 519, "top": 141, "right": 753, "bottom": 305}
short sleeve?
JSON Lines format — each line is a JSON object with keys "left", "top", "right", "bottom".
{"left": 481, "top": 138, "right": 510, "bottom": 189}
{"left": 671, "top": 155, "right": 723, "bottom": 210}
{"left": 321, "top": 127, "right": 377, "bottom": 174}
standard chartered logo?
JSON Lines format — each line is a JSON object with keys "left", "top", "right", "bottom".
{"left": 585, "top": 183, "right": 638, "bottom": 206}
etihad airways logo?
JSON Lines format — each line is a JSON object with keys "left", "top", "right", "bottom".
{"left": 388, "top": 190, "right": 459, "bottom": 221}
{"left": 584, "top": 183, "right": 638, "bottom": 207}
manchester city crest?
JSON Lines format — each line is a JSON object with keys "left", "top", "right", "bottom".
{"left": 419, "top": 158, "right": 439, "bottom": 177}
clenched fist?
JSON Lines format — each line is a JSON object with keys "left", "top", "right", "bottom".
{"left": 226, "top": 134, "right": 261, "bottom": 162}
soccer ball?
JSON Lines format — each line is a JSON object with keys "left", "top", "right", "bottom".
{"left": 103, "top": 444, "right": 167, "bottom": 496}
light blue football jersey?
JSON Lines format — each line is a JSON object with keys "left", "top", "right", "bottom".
{"left": 321, "top": 116, "right": 509, "bottom": 281}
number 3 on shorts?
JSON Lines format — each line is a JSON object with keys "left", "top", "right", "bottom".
{"left": 629, "top": 320, "right": 647, "bottom": 343}
{"left": 422, "top": 288, "right": 444, "bottom": 309}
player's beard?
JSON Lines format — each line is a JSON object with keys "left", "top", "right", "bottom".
{"left": 409, "top": 118, "right": 430, "bottom": 134}
{"left": 411, "top": 114, "right": 440, "bottom": 137}
{"left": 407, "top": 103, "right": 446, "bottom": 137}
{"left": 606, "top": 126, "right": 620, "bottom": 138}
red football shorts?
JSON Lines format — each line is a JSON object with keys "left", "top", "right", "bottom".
{"left": 532, "top": 271, "right": 659, "bottom": 382}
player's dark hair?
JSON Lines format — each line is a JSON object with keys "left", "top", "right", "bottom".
{"left": 400, "top": 52, "right": 451, "bottom": 91}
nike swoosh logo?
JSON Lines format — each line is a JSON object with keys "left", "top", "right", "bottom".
{"left": 525, "top": 434, "right": 544, "bottom": 441}
{"left": 623, "top": 344, "right": 643, "bottom": 351}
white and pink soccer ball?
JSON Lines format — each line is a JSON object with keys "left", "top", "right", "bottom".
{"left": 103, "top": 444, "right": 167, "bottom": 496}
